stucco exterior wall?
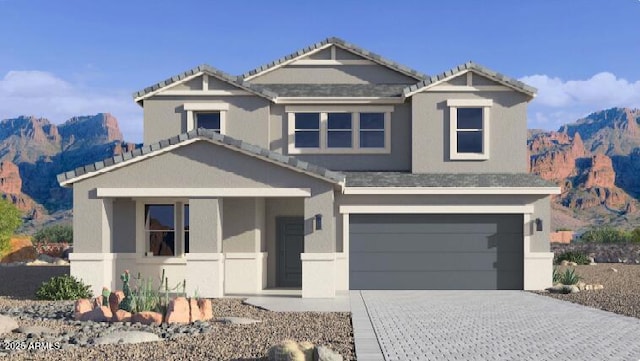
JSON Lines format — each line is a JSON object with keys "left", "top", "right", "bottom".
{"left": 411, "top": 90, "right": 529, "bottom": 173}
{"left": 112, "top": 199, "right": 136, "bottom": 253}
{"left": 142, "top": 96, "right": 270, "bottom": 146}
{"left": 531, "top": 196, "right": 551, "bottom": 252}
{"left": 222, "top": 198, "right": 264, "bottom": 253}
{"left": 249, "top": 65, "right": 418, "bottom": 85}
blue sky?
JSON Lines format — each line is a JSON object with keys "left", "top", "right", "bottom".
{"left": 1, "top": 0, "right": 639, "bottom": 142}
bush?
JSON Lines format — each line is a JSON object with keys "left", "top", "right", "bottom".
{"left": 0, "top": 198, "right": 22, "bottom": 255}
{"left": 35, "top": 275, "right": 93, "bottom": 300}
{"left": 557, "top": 268, "right": 582, "bottom": 285}
{"left": 555, "top": 251, "right": 590, "bottom": 265}
{"left": 631, "top": 227, "right": 640, "bottom": 243}
{"left": 579, "top": 226, "right": 631, "bottom": 243}
{"left": 552, "top": 267, "right": 562, "bottom": 284}
{"left": 33, "top": 224, "right": 73, "bottom": 244}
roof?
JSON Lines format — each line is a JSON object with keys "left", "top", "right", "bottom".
{"left": 344, "top": 172, "right": 557, "bottom": 188}
{"left": 241, "top": 37, "right": 428, "bottom": 81}
{"left": 57, "top": 129, "right": 346, "bottom": 187}
{"left": 251, "top": 84, "right": 407, "bottom": 98}
{"left": 132, "top": 64, "right": 277, "bottom": 104}
{"left": 403, "top": 61, "right": 537, "bottom": 98}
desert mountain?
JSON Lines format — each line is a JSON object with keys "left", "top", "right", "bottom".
{"left": 529, "top": 107, "right": 640, "bottom": 231}
{"left": 0, "top": 114, "right": 138, "bottom": 229}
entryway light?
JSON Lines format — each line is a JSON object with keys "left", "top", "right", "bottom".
{"left": 315, "top": 214, "right": 322, "bottom": 230}
{"left": 535, "top": 218, "right": 543, "bottom": 232}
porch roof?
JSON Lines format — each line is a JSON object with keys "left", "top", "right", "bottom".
{"left": 57, "top": 129, "right": 346, "bottom": 187}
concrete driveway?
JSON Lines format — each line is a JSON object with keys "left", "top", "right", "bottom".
{"left": 351, "top": 290, "right": 640, "bottom": 361}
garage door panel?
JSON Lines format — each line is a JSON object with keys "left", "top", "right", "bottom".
{"left": 350, "top": 252, "right": 522, "bottom": 272}
{"left": 349, "top": 214, "right": 524, "bottom": 290}
{"left": 349, "top": 233, "right": 523, "bottom": 253}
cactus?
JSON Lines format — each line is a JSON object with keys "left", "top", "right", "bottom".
{"left": 119, "top": 270, "right": 134, "bottom": 312}
{"left": 101, "top": 287, "right": 110, "bottom": 307}
{"left": 267, "top": 340, "right": 314, "bottom": 361}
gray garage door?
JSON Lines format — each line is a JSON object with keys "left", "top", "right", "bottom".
{"left": 349, "top": 214, "right": 523, "bottom": 290}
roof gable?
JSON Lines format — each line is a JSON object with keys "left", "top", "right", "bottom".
{"left": 241, "top": 37, "right": 428, "bottom": 82}
{"left": 403, "top": 62, "right": 537, "bottom": 98}
{"left": 132, "top": 64, "right": 277, "bottom": 104}
{"left": 58, "top": 129, "right": 345, "bottom": 187}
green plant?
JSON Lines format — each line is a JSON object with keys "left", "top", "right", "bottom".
{"left": 552, "top": 267, "right": 561, "bottom": 284}
{"left": 555, "top": 228, "right": 572, "bottom": 232}
{"left": 579, "top": 226, "right": 631, "bottom": 243}
{"left": 119, "top": 270, "right": 135, "bottom": 312}
{"left": 133, "top": 272, "right": 159, "bottom": 313}
{"left": 630, "top": 227, "right": 640, "bottom": 243}
{"left": 35, "top": 275, "right": 93, "bottom": 300}
{"left": 555, "top": 251, "right": 590, "bottom": 265}
{"left": 0, "top": 197, "right": 22, "bottom": 255}
{"left": 101, "top": 287, "right": 110, "bottom": 307}
{"left": 118, "top": 269, "right": 187, "bottom": 314}
{"left": 32, "top": 224, "right": 73, "bottom": 244}
{"left": 558, "top": 268, "right": 582, "bottom": 285}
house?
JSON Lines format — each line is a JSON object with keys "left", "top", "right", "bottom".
{"left": 57, "top": 37, "right": 560, "bottom": 298}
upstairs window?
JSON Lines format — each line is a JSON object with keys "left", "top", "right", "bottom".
{"left": 195, "top": 112, "right": 221, "bottom": 132}
{"left": 184, "top": 103, "right": 228, "bottom": 134}
{"left": 359, "top": 113, "right": 385, "bottom": 148}
{"left": 327, "top": 113, "right": 352, "bottom": 148}
{"left": 294, "top": 113, "right": 320, "bottom": 148}
{"left": 447, "top": 99, "right": 491, "bottom": 160}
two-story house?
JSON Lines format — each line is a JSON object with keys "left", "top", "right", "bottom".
{"left": 58, "top": 37, "right": 560, "bottom": 298}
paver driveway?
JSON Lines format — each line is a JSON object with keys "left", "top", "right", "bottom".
{"left": 351, "top": 290, "right": 640, "bottom": 361}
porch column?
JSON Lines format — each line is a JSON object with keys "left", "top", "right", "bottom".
{"left": 185, "top": 198, "right": 225, "bottom": 297}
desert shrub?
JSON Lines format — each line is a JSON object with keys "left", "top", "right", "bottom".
{"left": 630, "top": 227, "right": 640, "bottom": 243}
{"left": 0, "top": 198, "right": 22, "bottom": 255}
{"left": 33, "top": 224, "right": 73, "bottom": 244}
{"left": 35, "top": 275, "right": 93, "bottom": 300}
{"left": 557, "top": 268, "right": 582, "bottom": 285}
{"left": 555, "top": 251, "right": 590, "bottom": 265}
{"left": 579, "top": 226, "right": 631, "bottom": 243}
{"left": 552, "top": 267, "right": 562, "bottom": 284}
{"left": 34, "top": 243, "right": 67, "bottom": 258}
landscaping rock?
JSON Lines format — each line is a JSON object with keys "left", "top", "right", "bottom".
{"left": 73, "top": 299, "right": 92, "bottom": 320}
{"left": 112, "top": 309, "right": 132, "bottom": 322}
{"left": 13, "top": 325, "right": 55, "bottom": 335}
{"left": 109, "top": 291, "right": 124, "bottom": 314}
{"left": 594, "top": 284, "right": 604, "bottom": 290}
{"left": 0, "top": 315, "right": 18, "bottom": 334}
{"left": 165, "top": 297, "right": 190, "bottom": 324}
{"left": 81, "top": 306, "right": 112, "bottom": 322}
{"left": 610, "top": 267, "right": 618, "bottom": 272}
{"left": 189, "top": 298, "right": 201, "bottom": 322}
{"left": 131, "top": 311, "right": 163, "bottom": 325}
{"left": 546, "top": 285, "right": 565, "bottom": 294}
{"left": 61, "top": 246, "right": 73, "bottom": 260}
{"left": 314, "top": 345, "right": 344, "bottom": 361}
{"left": 563, "top": 285, "right": 580, "bottom": 294}
{"left": 92, "top": 330, "right": 160, "bottom": 345}
{"left": 54, "top": 258, "right": 68, "bottom": 265}
{"left": 198, "top": 299, "right": 213, "bottom": 321}
{"left": 576, "top": 281, "right": 586, "bottom": 291}
{"left": 91, "top": 296, "right": 104, "bottom": 309}
{"left": 267, "top": 340, "right": 306, "bottom": 361}
{"left": 216, "top": 316, "right": 261, "bottom": 325}
{"left": 37, "top": 254, "right": 56, "bottom": 263}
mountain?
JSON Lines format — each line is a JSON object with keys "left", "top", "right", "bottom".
{"left": 0, "top": 113, "right": 139, "bottom": 231}
{"left": 528, "top": 107, "right": 640, "bottom": 231}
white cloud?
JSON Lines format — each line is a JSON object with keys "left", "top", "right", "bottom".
{"left": 0, "top": 70, "right": 143, "bottom": 142}
{"left": 520, "top": 72, "right": 640, "bottom": 130}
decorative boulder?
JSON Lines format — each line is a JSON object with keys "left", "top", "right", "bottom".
{"left": 109, "top": 291, "right": 125, "bottom": 315}
{"left": 0, "top": 315, "right": 18, "bottom": 334}
{"left": 91, "top": 296, "right": 104, "bottom": 310}
{"left": 112, "top": 309, "right": 132, "bottom": 322}
{"left": 314, "top": 345, "right": 344, "bottom": 361}
{"left": 165, "top": 297, "right": 190, "bottom": 324}
{"left": 93, "top": 331, "right": 160, "bottom": 345}
{"left": 132, "top": 311, "right": 163, "bottom": 326}
{"left": 189, "top": 298, "right": 201, "bottom": 322}
{"left": 81, "top": 306, "right": 112, "bottom": 322}
{"left": 198, "top": 299, "right": 213, "bottom": 321}
{"left": 74, "top": 299, "right": 92, "bottom": 320}
{"left": 267, "top": 340, "right": 309, "bottom": 361}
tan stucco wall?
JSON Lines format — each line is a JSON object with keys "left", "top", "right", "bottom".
{"left": 112, "top": 198, "right": 136, "bottom": 253}
{"left": 411, "top": 89, "right": 529, "bottom": 173}
{"left": 249, "top": 65, "right": 418, "bottom": 85}
{"left": 222, "top": 198, "right": 265, "bottom": 253}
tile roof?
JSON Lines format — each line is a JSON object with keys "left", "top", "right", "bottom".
{"left": 251, "top": 84, "right": 408, "bottom": 98}
{"left": 402, "top": 61, "right": 537, "bottom": 97}
{"left": 344, "top": 172, "right": 557, "bottom": 188}
{"left": 241, "top": 37, "right": 428, "bottom": 81}
{"left": 132, "top": 64, "right": 277, "bottom": 102}
{"left": 57, "top": 129, "right": 346, "bottom": 186}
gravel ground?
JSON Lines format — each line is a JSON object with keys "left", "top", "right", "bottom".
{"left": 0, "top": 266, "right": 355, "bottom": 360}
{"left": 538, "top": 263, "right": 640, "bottom": 319}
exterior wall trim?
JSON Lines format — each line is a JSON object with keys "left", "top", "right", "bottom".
{"left": 96, "top": 187, "right": 311, "bottom": 198}
{"left": 342, "top": 187, "right": 562, "bottom": 195}
{"left": 158, "top": 90, "right": 253, "bottom": 96}
{"left": 339, "top": 205, "right": 535, "bottom": 214}
{"left": 275, "top": 97, "right": 405, "bottom": 105}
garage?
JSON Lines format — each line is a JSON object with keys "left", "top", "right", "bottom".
{"left": 349, "top": 214, "right": 524, "bottom": 290}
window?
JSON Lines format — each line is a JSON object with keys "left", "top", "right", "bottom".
{"left": 145, "top": 205, "right": 175, "bottom": 256}
{"left": 327, "top": 113, "right": 352, "bottom": 148}
{"left": 447, "top": 99, "right": 492, "bottom": 160}
{"left": 294, "top": 113, "right": 320, "bottom": 148}
{"left": 287, "top": 106, "right": 392, "bottom": 154}
{"left": 195, "top": 112, "right": 221, "bottom": 132}
{"left": 183, "top": 204, "right": 189, "bottom": 254}
{"left": 359, "top": 113, "right": 385, "bottom": 148}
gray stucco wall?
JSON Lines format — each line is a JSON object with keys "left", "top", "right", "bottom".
{"left": 143, "top": 96, "right": 270, "bottom": 146}
{"left": 189, "top": 198, "right": 222, "bottom": 253}
{"left": 269, "top": 103, "right": 412, "bottom": 171}
{"left": 112, "top": 199, "right": 136, "bottom": 253}
{"left": 265, "top": 198, "right": 304, "bottom": 287}
{"left": 411, "top": 90, "right": 529, "bottom": 173}
{"left": 222, "top": 198, "right": 264, "bottom": 253}
{"left": 531, "top": 196, "right": 551, "bottom": 252}
{"left": 72, "top": 141, "right": 336, "bottom": 254}
{"left": 249, "top": 65, "right": 418, "bottom": 85}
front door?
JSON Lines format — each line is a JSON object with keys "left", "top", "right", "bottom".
{"left": 276, "top": 217, "right": 304, "bottom": 287}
